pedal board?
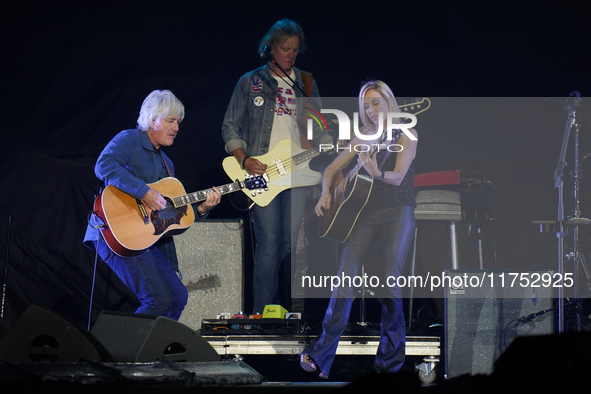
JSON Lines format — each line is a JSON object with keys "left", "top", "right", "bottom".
{"left": 201, "top": 318, "right": 301, "bottom": 335}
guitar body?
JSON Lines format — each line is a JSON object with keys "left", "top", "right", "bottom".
{"left": 319, "top": 158, "right": 374, "bottom": 243}
{"left": 222, "top": 139, "right": 321, "bottom": 207}
{"left": 94, "top": 178, "right": 195, "bottom": 257}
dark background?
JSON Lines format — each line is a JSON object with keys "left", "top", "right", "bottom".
{"left": 0, "top": 0, "right": 590, "bottom": 330}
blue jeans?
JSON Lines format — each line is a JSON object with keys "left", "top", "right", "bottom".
{"left": 304, "top": 206, "right": 415, "bottom": 376}
{"left": 251, "top": 187, "right": 309, "bottom": 314}
{"left": 94, "top": 240, "right": 188, "bottom": 320}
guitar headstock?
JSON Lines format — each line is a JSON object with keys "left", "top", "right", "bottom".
{"left": 399, "top": 97, "right": 431, "bottom": 117}
{"left": 242, "top": 175, "right": 268, "bottom": 191}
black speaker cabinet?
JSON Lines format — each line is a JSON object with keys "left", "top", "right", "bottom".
{"left": 0, "top": 305, "right": 113, "bottom": 362}
{"left": 444, "top": 269, "right": 555, "bottom": 378}
{"left": 174, "top": 219, "right": 244, "bottom": 329}
{"left": 492, "top": 331, "right": 591, "bottom": 389}
{"left": 90, "top": 310, "right": 220, "bottom": 362}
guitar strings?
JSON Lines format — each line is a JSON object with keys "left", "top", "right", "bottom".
{"left": 261, "top": 157, "right": 295, "bottom": 179}
{"left": 250, "top": 114, "right": 416, "bottom": 188}
{"left": 258, "top": 149, "right": 359, "bottom": 180}
{"left": 250, "top": 132, "right": 393, "bottom": 182}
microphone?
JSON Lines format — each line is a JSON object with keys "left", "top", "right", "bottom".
{"left": 260, "top": 45, "right": 272, "bottom": 62}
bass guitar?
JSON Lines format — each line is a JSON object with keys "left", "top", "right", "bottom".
{"left": 222, "top": 98, "right": 431, "bottom": 208}
{"left": 222, "top": 138, "right": 322, "bottom": 207}
{"left": 94, "top": 176, "right": 266, "bottom": 257}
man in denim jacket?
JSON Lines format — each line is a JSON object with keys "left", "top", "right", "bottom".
{"left": 222, "top": 19, "right": 331, "bottom": 314}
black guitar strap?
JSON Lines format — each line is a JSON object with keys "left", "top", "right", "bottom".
{"left": 159, "top": 149, "right": 174, "bottom": 177}
{"left": 300, "top": 71, "right": 314, "bottom": 149}
{"left": 376, "top": 130, "right": 402, "bottom": 171}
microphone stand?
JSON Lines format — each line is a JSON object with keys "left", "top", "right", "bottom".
{"left": 566, "top": 92, "right": 590, "bottom": 331}
{"left": 1, "top": 212, "right": 11, "bottom": 321}
{"left": 553, "top": 91, "right": 583, "bottom": 333}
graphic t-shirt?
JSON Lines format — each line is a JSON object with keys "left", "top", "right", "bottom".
{"left": 269, "top": 70, "right": 299, "bottom": 150}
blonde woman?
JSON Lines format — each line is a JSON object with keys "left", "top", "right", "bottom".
{"left": 301, "top": 80, "right": 418, "bottom": 378}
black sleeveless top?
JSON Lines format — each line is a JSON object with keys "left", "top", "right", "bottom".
{"left": 364, "top": 147, "right": 416, "bottom": 210}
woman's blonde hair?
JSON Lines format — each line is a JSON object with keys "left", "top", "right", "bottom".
{"left": 358, "top": 80, "right": 400, "bottom": 131}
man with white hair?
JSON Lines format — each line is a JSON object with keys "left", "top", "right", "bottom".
{"left": 84, "top": 89, "right": 221, "bottom": 320}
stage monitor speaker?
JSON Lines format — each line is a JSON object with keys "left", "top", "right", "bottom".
{"left": 492, "top": 332, "right": 591, "bottom": 390}
{"left": 444, "top": 269, "right": 555, "bottom": 379}
{"left": 174, "top": 219, "right": 244, "bottom": 329}
{"left": 90, "top": 310, "right": 220, "bottom": 362}
{"left": 0, "top": 304, "right": 113, "bottom": 363}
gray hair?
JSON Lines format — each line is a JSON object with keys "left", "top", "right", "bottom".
{"left": 358, "top": 80, "right": 400, "bottom": 131}
{"left": 137, "top": 90, "right": 185, "bottom": 131}
{"left": 257, "top": 19, "right": 307, "bottom": 54}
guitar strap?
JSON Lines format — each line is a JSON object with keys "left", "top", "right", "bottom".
{"left": 301, "top": 71, "right": 313, "bottom": 97}
{"left": 300, "top": 71, "right": 314, "bottom": 149}
{"left": 159, "top": 149, "right": 174, "bottom": 177}
{"left": 376, "top": 131, "right": 402, "bottom": 172}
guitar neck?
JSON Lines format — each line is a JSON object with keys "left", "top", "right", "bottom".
{"left": 172, "top": 181, "right": 243, "bottom": 207}
{"left": 294, "top": 147, "right": 320, "bottom": 165}
{"left": 344, "top": 130, "right": 403, "bottom": 182}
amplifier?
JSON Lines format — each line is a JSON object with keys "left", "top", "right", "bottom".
{"left": 414, "top": 189, "right": 491, "bottom": 222}
{"left": 175, "top": 219, "right": 244, "bottom": 330}
{"left": 444, "top": 269, "right": 555, "bottom": 378}
{"left": 415, "top": 189, "right": 462, "bottom": 221}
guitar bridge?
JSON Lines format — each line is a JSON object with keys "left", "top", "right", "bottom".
{"left": 136, "top": 199, "right": 149, "bottom": 225}
{"left": 273, "top": 158, "right": 288, "bottom": 176}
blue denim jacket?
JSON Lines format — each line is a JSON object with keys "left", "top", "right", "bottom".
{"left": 221, "top": 65, "right": 330, "bottom": 156}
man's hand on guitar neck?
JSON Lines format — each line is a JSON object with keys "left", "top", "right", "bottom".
{"left": 198, "top": 187, "right": 222, "bottom": 214}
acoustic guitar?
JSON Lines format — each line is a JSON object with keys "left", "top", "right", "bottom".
{"left": 94, "top": 176, "right": 266, "bottom": 257}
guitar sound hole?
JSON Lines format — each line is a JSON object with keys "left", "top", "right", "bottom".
{"left": 150, "top": 199, "right": 188, "bottom": 236}
{"left": 155, "top": 198, "right": 177, "bottom": 220}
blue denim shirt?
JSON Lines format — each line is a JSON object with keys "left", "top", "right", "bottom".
{"left": 221, "top": 65, "right": 330, "bottom": 156}
{"left": 83, "top": 129, "right": 207, "bottom": 268}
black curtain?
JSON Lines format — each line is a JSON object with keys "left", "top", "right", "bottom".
{"left": 0, "top": 0, "right": 589, "bottom": 328}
